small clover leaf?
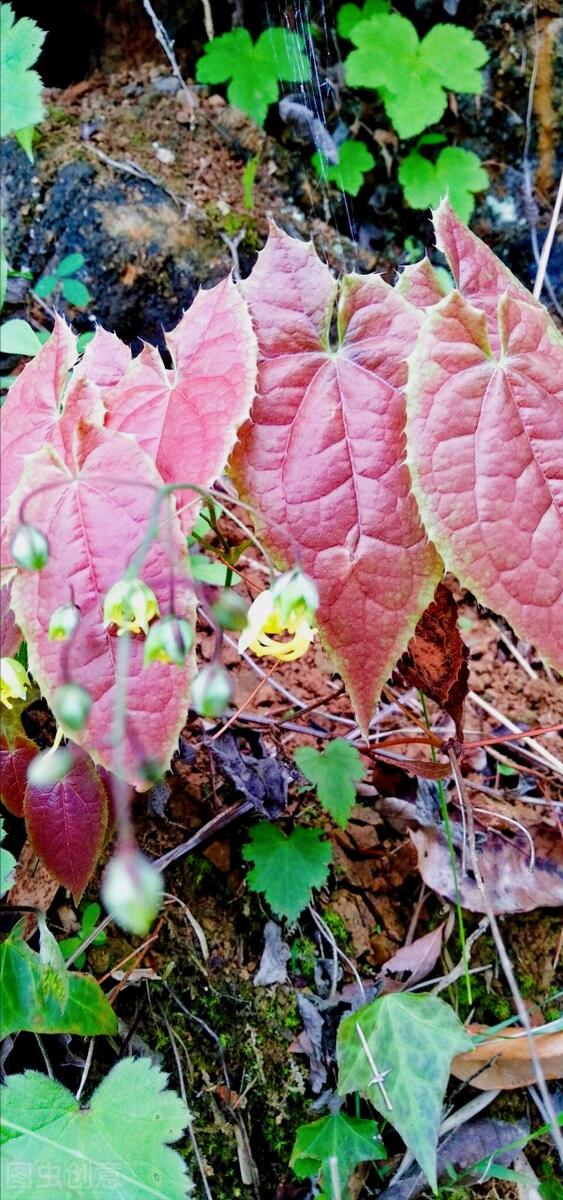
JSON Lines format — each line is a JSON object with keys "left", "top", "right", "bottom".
{"left": 399, "top": 146, "right": 488, "bottom": 222}
{"left": 196, "top": 26, "right": 311, "bottom": 125}
{"left": 312, "top": 138, "right": 375, "bottom": 196}
{"left": 344, "top": 13, "right": 488, "bottom": 139}
{"left": 242, "top": 822, "right": 332, "bottom": 922}
{"left": 291, "top": 1112, "right": 385, "bottom": 1198}
{"left": 294, "top": 739, "right": 366, "bottom": 828}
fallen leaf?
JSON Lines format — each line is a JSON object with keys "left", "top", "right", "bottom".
{"left": 209, "top": 730, "right": 292, "bottom": 818}
{"left": 378, "top": 923, "right": 445, "bottom": 988}
{"left": 410, "top": 822, "right": 563, "bottom": 913}
{"left": 7, "top": 841, "right": 59, "bottom": 938}
{"left": 395, "top": 582, "right": 468, "bottom": 738}
{"left": 452, "top": 1023, "right": 563, "bottom": 1089}
{"left": 377, "top": 1117, "right": 529, "bottom": 1200}
{"left": 254, "top": 920, "right": 290, "bottom": 987}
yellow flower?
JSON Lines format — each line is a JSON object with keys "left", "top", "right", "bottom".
{"left": 103, "top": 578, "right": 160, "bottom": 636}
{"left": 0, "top": 657, "right": 30, "bottom": 709}
{"left": 238, "top": 590, "right": 315, "bottom": 662}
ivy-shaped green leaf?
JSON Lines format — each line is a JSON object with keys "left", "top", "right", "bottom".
{"left": 312, "top": 139, "right": 375, "bottom": 196}
{"left": 242, "top": 822, "right": 332, "bottom": 922}
{"left": 0, "top": 918, "right": 117, "bottom": 1038}
{"left": 399, "top": 146, "right": 488, "bottom": 222}
{"left": 294, "top": 739, "right": 366, "bottom": 828}
{"left": 337, "top": 993, "right": 473, "bottom": 1188}
{"left": 0, "top": 1058, "right": 191, "bottom": 1199}
{"left": 0, "top": 3, "right": 46, "bottom": 142}
{"left": 196, "top": 27, "right": 312, "bottom": 125}
{"left": 291, "top": 1112, "right": 385, "bottom": 1199}
{"left": 344, "top": 14, "right": 488, "bottom": 138}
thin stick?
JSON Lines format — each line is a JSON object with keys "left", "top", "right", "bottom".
{"left": 141, "top": 0, "right": 194, "bottom": 109}
{"left": 469, "top": 691, "right": 563, "bottom": 776}
{"left": 161, "top": 1008, "right": 215, "bottom": 1200}
{"left": 534, "top": 168, "right": 563, "bottom": 299}
{"left": 447, "top": 747, "right": 563, "bottom": 1165}
{"left": 209, "top": 662, "right": 278, "bottom": 741}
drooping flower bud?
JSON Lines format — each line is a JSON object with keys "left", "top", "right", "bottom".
{"left": 271, "top": 568, "right": 319, "bottom": 626}
{"left": 53, "top": 683, "right": 92, "bottom": 731}
{"left": 101, "top": 848, "right": 163, "bottom": 936}
{"left": 10, "top": 524, "right": 49, "bottom": 571}
{"left": 27, "top": 747, "right": 75, "bottom": 787}
{"left": 190, "top": 663, "right": 232, "bottom": 719}
{"left": 0, "top": 656, "right": 30, "bottom": 709}
{"left": 103, "top": 578, "right": 160, "bottom": 636}
{"left": 143, "top": 614, "right": 194, "bottom": 667}
{"left": 211, "top": 590, "right": 249, "bottom": 632}
{"left": 48, "top": 602, "right": 81, "bottom": 641}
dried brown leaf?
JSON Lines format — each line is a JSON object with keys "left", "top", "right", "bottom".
{"left": 452, "top": 1023, "right": 563, "bottom": 1089}
{"left": 395, "top": 582, "right": 468, "bottom": 738}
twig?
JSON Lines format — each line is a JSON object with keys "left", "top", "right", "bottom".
{"left": 160, "top": 1008, "right": 215, "bottom": 1200}
{"left": 447, "top": 747, "right": 563, "bottom": 1165}
{"left": 355, "top": 1021, "right": 393, "bottom": 1110}
{"left": 468, "top": 691, "right": 563, "bottom": 776}
{"left": 141, "top": 0, "right": 195, "bottom": 111}
{"left": 498, "top": 631, "right": 538, "bottom": 679}
{"left": 201, "top": 0, "right": 215, "bottom": 40}
{"left": 209, "top": 662, "right": 278, "bottom": 741}
{"left": 534, "top": 167, "right": 563, "bottom": 300}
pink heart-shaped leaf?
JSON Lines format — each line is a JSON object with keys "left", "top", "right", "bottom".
{"left": 407, "top": 286, "right": 563, "bottom": 668}
{"left": 8, "top": 423, "right": 195, "bottom": 787}
{"left": 24, "top": 748, "right": 108, "bottom": 899}
{"left": 105, "top": 276, "right": 257, "bottom": 529}
{"left": 1, "top": 318, "right": 103, "bottom": 564}
{"left": 232, "top": 224, "right": 441, "bottom": 732}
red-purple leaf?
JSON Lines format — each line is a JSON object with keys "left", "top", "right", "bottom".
{"left": 74, "top": 325, "right": 131, "bottom": 387}
{"left": 407, "top": 287, "right": 563, "bottom": 670}
{"left": 1, "top": 584, "right": 21, "bottom": 657}
{"left": 0, "top": 733, "right": 38, "bottom": 817}
{"left": 8, "top": 423, "right": 195, "bottom": 787}
{"left": 24, "top": 748, "right": 108, "bottom": 899}
{"left": 396, "top": 258, "right": 446, "bottom": 309}
{"left": 105, "top": 277, "right": 256, "bottom": 529}
{"left": 232, "top": 224, "right": 442, "bottom": 732}
{"left": 0, "top": 318, "right": 103, "bottom": 564}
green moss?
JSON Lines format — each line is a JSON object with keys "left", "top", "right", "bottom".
{"left": 204, "top": 203, "right": 261, "bottom": 251}
{"left": 322, "top": 908, "right": 351, "bottom": 952}
{"left": 47, "top": 105, "right": 80, "bottom": 127}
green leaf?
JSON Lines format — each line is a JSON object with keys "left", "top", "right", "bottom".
{"left": 14, "top": 124, "right": 35, "bottom": 161}
{"left": 0, "top": 318, "right": 43, "bottom": 356}
{"left": 291, "top": 1112, "right": 384, "bottom": 1199}
{"left": 256, "top": 27, "right": 311, "bottom": 83}
{"left": 337, "top": 993, "right": 473, "bottom": 1189}
{"left": 61, "top": 277, "right": 91, "bottom": 307}
{"left": 294, "top": 739, "right": 366, "bottom": 828}
{"left": 312, "top": 139, "right": 375, "bottom": 197}
{"left": 0, "top": 3, "right": 46, "bottom": 139}
{"left": 0, "top": 918, "right": 117, "bottom": 1037}
{"left": 0, "top": 1058, "right": 191, "bottom": 1199}
{"left": 337, "top": 1, "right": 389, "bottom": 40}
{"left": 76, "top": 330, "right": 95, "bottom": 353}
{"left": 242, "top": 823, "right": 332, "bottom": 922}
{"left": 34, "top": 273, "right": 57, "bottom": 299}
{"left": 188, "top": 553, "right": 231, "bottom": 585}
{"left": 56, "top": 252, "right": 86, "bottom": 277}
{"left": 0, "top": 818, "right": 16, "bottom": 897}
{"left": 344, "top": 13, "right": 488, "bottom": 139}
{"left": 196, "top": 27, "right": 311, "bottom": 125}
{"left": 399, "top": 147, "right": 488, "bottom": 222}
{"left": 421, "top": 24, "right": 489, "bottom": 94}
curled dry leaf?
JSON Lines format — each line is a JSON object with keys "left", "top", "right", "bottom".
{"left": 394, "top": 582, "right": 468, "bottom": 739}
{"left": 452, "top": 1023, "right": 563, "bottom": 1089}
{"left": 378, "top": 922, "right": 446, "bottom": 989}
{"left": 410, "top": 822, "right": 563, "bottom": 914}
{"left": 6, "top": 841, "right": 59, "bottom": 939}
